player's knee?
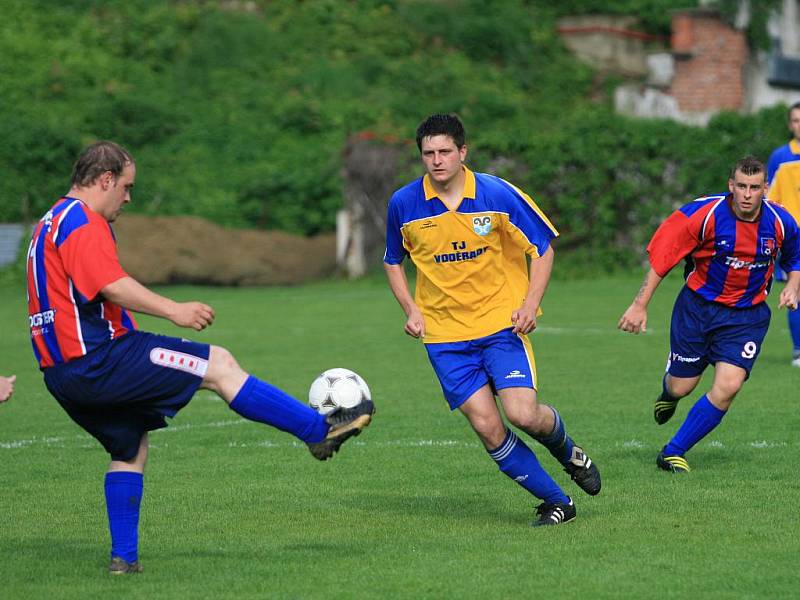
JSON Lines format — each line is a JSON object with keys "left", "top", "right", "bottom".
{"left": 208, "top": 345, "right": 240, "bottom": 373}
{"left": 506, "top": 405, "right": 546, "bottom": 435}
{"left": 665, "top": 377, "right": 696, "bottom": 399}
{"left": 204, "top": 345, "right": 244, "bottom": 388}
{"left": 710, "top": 382, "right": 741, "bottom": 406}
{"left": 468, "top": 413, "right": 506, "bottom": 448}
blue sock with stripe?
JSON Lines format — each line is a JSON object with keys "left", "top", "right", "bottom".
{"left": 533, "top": 407, "right": 576, "bottom": 465}
{"left": 489, "top": 429, "right": 569, "bottom": 504}
{"left": 788, "top": 309, "right": 800, "bottom": 357}
{"left": 664, "top": 394, "right": 726, "bottom": 456}
{"left": 105, "top": 471, "right": 143, "bottom": 563}
{"left": 230, "top": 375, "right": 328, "bottom": 443}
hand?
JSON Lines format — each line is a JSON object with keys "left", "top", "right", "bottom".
{"left": 169, "top": 302, "right": 215, "bottom": 331}
{"left": 404, "top": 307, "right": 425, "bottom": 339}
{"left": 618, "top": 303, "right": 647, "bottom": 334}
{"left": 779, "top": 286, "right": 799, "bottom": 310}
{"left": 0, "top": 375, "right": 16, "bottom": 403}
{"left": 511, "top": 301, "right": 538, "bottom": 335}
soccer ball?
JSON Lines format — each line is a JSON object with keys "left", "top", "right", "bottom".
{"left": 308, "top": 368, "right": 371, "bottom": 415}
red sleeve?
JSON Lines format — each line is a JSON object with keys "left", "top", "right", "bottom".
{"left": 59, "top": 218, "right": 128, "bottom": 300}
{"left": 646, "top": 210, "right": 702, "bottom": 277}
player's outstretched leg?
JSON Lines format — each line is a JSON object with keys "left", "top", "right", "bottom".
{"left": 307, "top": 400, "right": 375, "bottom": 460}
{"left": 654, "top": 375, "right": 681, "bottom": 424}
{"left": 204, "top": 348, "right": 373, "bottom": 460}
{"left": 532, "top": 407, "right": 601, "bottom": 496}
{"left": 487, "top": 428, "right": 576, "bottom": 527}
{"left": 657, "top": 394, "right": 726, "bottom": 474}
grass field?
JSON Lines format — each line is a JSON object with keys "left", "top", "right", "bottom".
{"left": 1, "top": 271, "right": 797, "bottom": 599}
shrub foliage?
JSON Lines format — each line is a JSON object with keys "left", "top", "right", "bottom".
{"left": 0, "top": 0, "right": 791, "bottom": 268}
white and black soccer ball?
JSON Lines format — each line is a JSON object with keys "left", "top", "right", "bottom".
{"left": 308, "top": 368, "right": 371, "bottom": 415}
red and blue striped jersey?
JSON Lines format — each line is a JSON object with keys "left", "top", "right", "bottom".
{"left": 27, "top": 197, "right": 137, "bottom": 369}
{"left": 647, "top": 194, "right": 800, "bottom": 307}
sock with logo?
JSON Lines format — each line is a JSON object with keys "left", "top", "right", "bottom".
{"left": 488, "top": 429, "right": 569, "bottom": 504}
{"left": 532, "top": 407, "right": 576, "bottom": 466}
{"left": 788, "top": 309, "right": 800, "bottom": 358}
{"left": 105, "top": 471, "right": 143, "bottom": 563}
{"left": 230, "top": 375, "right": 328, "bottom": 443}
{"left": 663, "top": 394, "right": 726, "bottom": 456}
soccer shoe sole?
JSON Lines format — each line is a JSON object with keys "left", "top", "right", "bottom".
{"left": 656, "top": 451, "right": 690, "bottom": 473}
{"left": 307, "top": 413, "right": 372, "bottom": 461}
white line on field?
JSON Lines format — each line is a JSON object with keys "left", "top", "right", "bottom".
{"left": 0, "top": 421, "right": 791, "bottom": 452}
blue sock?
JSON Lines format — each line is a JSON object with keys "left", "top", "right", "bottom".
{"left": 489, "top": 429, "right": 569, "bottom": 504}
{"left": 230, "top": 375, "right": 328, "bottom": 443}
{"left": 788, "top": 309, "right": 800, "bottom": 356}
{"left": 533, "top": 407, "right": 576, "bottom": 465}
{"left": 664, "top": 394, "right": 726, "bottom": 456}
{"left": 105, "top": 471, "right": 143, "bottom": 563}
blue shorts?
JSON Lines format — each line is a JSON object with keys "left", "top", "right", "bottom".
{"left": 425, "top": 328, "right": 537, "bottom": 410}
{"left": 667, "top": 286, "right": 770, "bottom": 379}
{"left": 43, "top": 331, "right": 210, "bottom": 461}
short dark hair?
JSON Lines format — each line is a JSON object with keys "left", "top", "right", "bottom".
{"left": 70, "top": 141, "right": 134, "bottom": 187}
{"left": 415, "top": 113, "right": 465, "bottom": 152}
{"left": 789, "top": 101, "right": 800, "bottom": 119}
{"left": 729, "top": 155, "right": 765, "bottom": 180}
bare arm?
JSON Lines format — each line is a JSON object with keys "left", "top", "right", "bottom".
{"left": 383, "top": 263, "right": 425, "bottom": 338}
{"left": 102, "top": 276, "right": 215, "bottom": 331}
{"left": 618, "top": 267, "right": 664, "bottom": 334}
{"left": 779, "top": 270, "right": 800, "bottom": 310}
{"left": 512, "top": 245, "right": 554, "bottom": 335}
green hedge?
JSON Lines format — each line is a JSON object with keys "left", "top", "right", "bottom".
{"left": 0, "top": 0, "right": 791, "bottom": 272}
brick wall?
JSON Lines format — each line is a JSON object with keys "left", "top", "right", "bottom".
{"left": 669, "top": 11, "right": 748, "bottom": 113}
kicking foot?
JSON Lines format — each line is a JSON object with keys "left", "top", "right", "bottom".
{"left": 307, "top": 400, "right": 375, "bottom": 460}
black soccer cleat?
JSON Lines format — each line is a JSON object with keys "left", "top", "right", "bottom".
{"left": 109, "top": 557, "right": 143, "bottom": 575}
{"left": 656, "top": 449, "right": 690, "bottom": 473}
{"left": 563, "top": 446, "right": 601, "bottom": 496}
{"left": 654, "top": 397, "right": 680, "bottom": 425}
{"left": 307, "top": 400, "right": 375, "bottom": 461}
{"left": 532, "top": 498, "right": 576, "bottom": 527}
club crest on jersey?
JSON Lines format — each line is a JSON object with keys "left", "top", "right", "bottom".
{"left": 472, "top": 215, "right": 492, "bottom": 236}
{"left": 760, "top": 237, "right": 777, "bottom": 256}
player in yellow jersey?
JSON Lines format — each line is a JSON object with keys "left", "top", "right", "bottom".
{"left": 767, "top": 101, "right": 800, "bottom": 365}
{"left": 383, "top": 114, "right": 601, "bottom": 527}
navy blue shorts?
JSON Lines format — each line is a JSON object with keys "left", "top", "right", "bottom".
{"left": 667, "top": 286, "right": 770, "bottom": 379}
{"left": 425, "top": 328, "right": 537, "bottom": 410}
{"left": 44, "top": 331, "right": 210, "bottom": 461}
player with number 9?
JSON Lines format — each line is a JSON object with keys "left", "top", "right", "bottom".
{"left": 618, "top": 156, "right": 800, "bottom": 473}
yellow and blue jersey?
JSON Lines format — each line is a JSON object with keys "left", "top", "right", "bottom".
{"left": 384, "top": 167, "right": 558, "bottom": 343}
{"left": 767, "top": 139, "right": 800, "bottom": 219}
